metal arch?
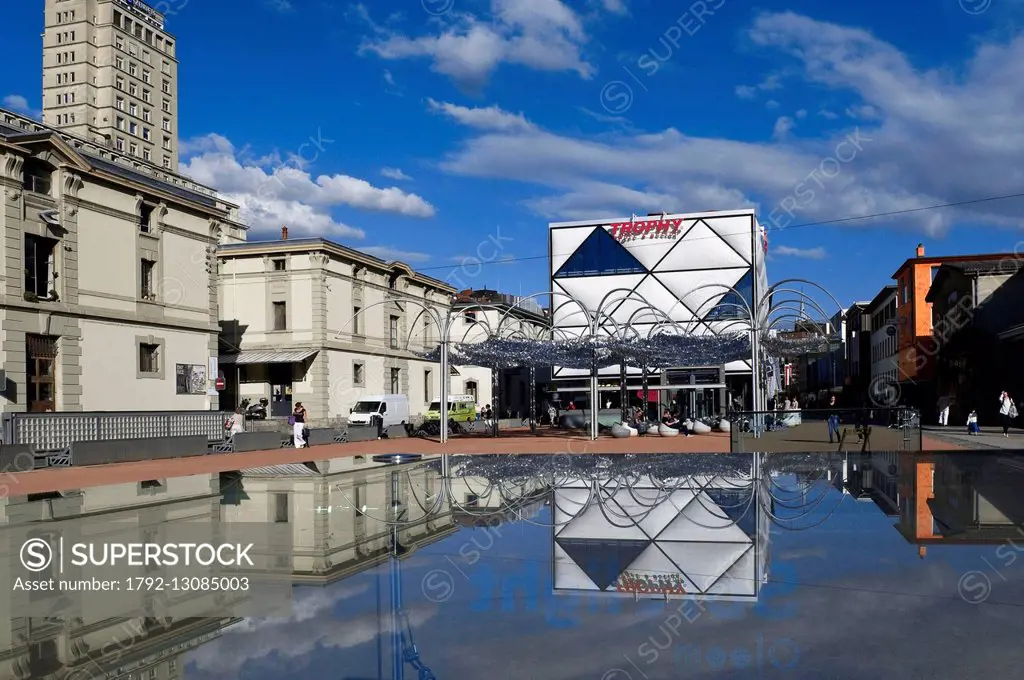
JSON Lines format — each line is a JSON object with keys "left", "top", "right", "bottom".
{"left": 761, "top": 278, "right": 845, "bottom": 321}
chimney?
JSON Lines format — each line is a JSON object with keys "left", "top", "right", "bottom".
{"left": 281, "top": 226, "right": 288, "bottom": 240}
{"left": 916, "top": 243, "right": 924, "bottom": 258}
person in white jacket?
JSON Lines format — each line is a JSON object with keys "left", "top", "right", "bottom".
{"left": 998, "top": 391, "right": 1016, "bottom": 437}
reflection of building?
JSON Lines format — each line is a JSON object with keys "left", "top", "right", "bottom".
{"left": 897, "top": 454, "right": 1024, "bottom": 545}
{"left": 1, "top": 108, "right": 245, "bottom": 413}
{"left": 846, "top": 452, "right": 901, "bottom": 515}
{"left": 0, "top": 473, "right": 239, "bottom": 679}
{"left": 217, "top": 231, "right": 493, "bottom": 422}
{"left": 548, "top": 209, "right": 767, "bottom": 413}
{"left": 42, "top": 0, "right": 181, "bottom": 170}
{"left": 221, "top": 457, "right": 458, "bottom": 584}
{"left": 552, "top": 464, "right": 769, "bottom": 600}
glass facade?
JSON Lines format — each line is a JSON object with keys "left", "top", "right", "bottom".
{"left": 554, "top": 227, "right": 645, "bottom": 278}
{"left": 704, "top": 270, "right": 754, "bottom": 320}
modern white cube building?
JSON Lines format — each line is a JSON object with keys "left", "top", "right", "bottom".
{"left": 548, "top": 209, "right": 768, "bottom": 414}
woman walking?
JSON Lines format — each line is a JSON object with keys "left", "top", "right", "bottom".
{"left": 998, "top": 391, "right": 1017, "bottom": 438}
{"left": 292, "top": 401, "right": 308, "bottom": 448}
{"left": 826, "top": 395, "right": 840, "bottom": 444}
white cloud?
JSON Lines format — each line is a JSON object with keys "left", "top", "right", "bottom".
{"left": 179, "top": 134, "right": 436, "bottom": 238}
{"left": 383, "top": 69, "right": 396, "bottom": 86}
{"left": 602, "top": 0, "right": 628, "bottom": 14}
{"left": 2, "top": 94, "right": 35, "bottom": 115}
{"left": 264, "top": 0, "right": 292, "bottom": 11}
{"left": 765, "top": 99, "right": 781, "bottom": 109}
{"left": 735, "top": 85, "right": 758, "bottom": 99}
{"left": 818, "top": 108, "right": 839, "bottom": 119}
{"left": 774, "top": 245, "right": 827, "bottom": 259}
{"left": 430, "top": 11, "right": 1024, "bottom": 237}
{"left": 773, "top": 115, "right": 796, "bottom": 140}
{"left": 796, "top": 109, "right": 808, "bottom": 119}
{"left": 359, "top": 0, "right": 595, "bottom": 89}
{"left": 427, "top": 98, "right": 535, "bottom": 132}
{"left": 846, "top": 104, "right": 880, "bottom": 119}
{"left": 361, "top": 245, "right": 431, "bottom": 262}
{"left": 381, "top": 167, "right": 412, "bottom": 180}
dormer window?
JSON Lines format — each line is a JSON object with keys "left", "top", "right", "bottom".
{"left": 22, "top": 159, "right": 53, "bottom": 196}
{"left": 388, "top": 275, "right": 399, "bottom": 290}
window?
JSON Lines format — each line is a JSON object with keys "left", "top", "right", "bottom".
{"left": 26, "top": 335, "right": 57, "bottom": 412}
{"left": 143, "top": 89, "right": 151, "bottom": 103}
{"left": 24, "top": 234, "right": 58, "bottom": 297}
{"left": 162, "top": 118, "right": 171, "bottom": 132}
{"left": 142, "top": 127, "right": 150, "bottom": 141}
{"left": 142, "top": 69, "right": 150, "bottom": 83}
{"left": 353, "top": 362, "right": 365, "bottom": 386}
{"left": 115, "top": 35, "right": 124, "bottom": 50}
{"left": 140, "top": 259, "right": 156, "bottom": 298}
{"left": 162, "top": 156, "right": 170, "bottom": 169}
{"left": 162, "top": 60, "right": 170, "bottom": 74}
{"left": 390, "top": 368, "right": 401, "bottom": 395}
{"left": 162, "top": 137, "right": 171, "bottom": 150}
{"left": 116, "top": 137, "right": 124, "bottom": 151}
{"left": 465, "top": 381, "right": 478, "bottom": 402}
{"left": 116, "top": 56, "right": 124, "bottom": 70}
{"left": 274, "top": 493, "right": 288, "bottom": 523}
{"left": 352, "top": 306, "right": 362, "bottom": 335}
{"left": 129, "top": 83, "right": 137, "bottom": 96}
{"left": 162, "top": 79, "right": 170, "bottom": 94}
{"left": 140, "top": 204, "right": 154, "bottom": 232}
{"left": 116, "top": 116, "right": 125, "bottom": 129}
{"left": 143, "top": 148, "right": 150, "bottom": 161}
{"left": 129, "top": 143, "right": 138, "bottom": 156}
{"left": 129, "top": 121, "right": 137, "bottom": 134}
{"left": 116, "top": 96, "right": 125, "bottom": 110}
{"left": 424, "top": 370, "right": 432, "bottom": 402}
{"left": 139, "top": 343, "right": 159, "bottom": 373}
{"left": 116, "top": 76, "right": 125, "bottom": 91}
{"left": 161, "top": 99, "right": 170, "bottom": 112}
{"left": 128, "top": 62, "right": 137, "bottom": 76}
{"left": 272, "top": 258, "right": 286, "bottom": 271}
{"left": 273, "top": 301, "right": 287, "bottom": 330}
{"left": 389, "top": 315, "right": 400, "bottom": 348}
{"left": 128, "top": 102, "right": 137, "bottom": 116}
{"left": 554, "top": 226, "right": 645, "bottom": 278}
{"left": 22, "top": 160, "right": 53, "bottom": 195}
{"left": 142, "top": 108, "right": 151, "bottom": 122}
{"left": 464, "top": 310, "right": 476, "bottom": 323}
{"left": 143, "top": 50, "right": 150, "bottom": 63}
{"left": 128, "top": 42, "right": 137, "bottom": 56}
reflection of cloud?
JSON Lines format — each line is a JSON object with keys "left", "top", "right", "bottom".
{"left": 188, "top": 580, "right": 439, "bottom": 677}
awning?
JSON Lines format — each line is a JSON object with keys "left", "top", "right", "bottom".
{"left": 219, "top": 349, "right": 319, "bottom": 365}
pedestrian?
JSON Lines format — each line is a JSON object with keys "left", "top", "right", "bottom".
{"left": 224, "top": 407, "right": 245, "bottom": 440}
{"left": 937, "top": 395, "right": 950, "bottom": 427}
{"left": 292, "top": 401, "right": 308, "bottom": 448}
{"left": 567, "top": 401, "right": 576, "bottom": 411}
{"left": 998, "top": 391, "right": 1017, "bottom": 437}
{"left": 967, "top": 409, "right": 980, "bottom": 435}
{"left": 826, "top": 394, "right": 840, "bottom": 444}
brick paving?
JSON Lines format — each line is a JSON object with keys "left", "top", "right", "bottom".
{"left": 6, "top": 426, "right": 963, "bottom": 496}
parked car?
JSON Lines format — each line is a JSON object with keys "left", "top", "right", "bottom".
{"left": 348, "top": 394, "right": 409, "bottom": 429}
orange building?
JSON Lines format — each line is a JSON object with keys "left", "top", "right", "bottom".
{"left": 890, "top": 244, "right": 1013, "bottom": 404}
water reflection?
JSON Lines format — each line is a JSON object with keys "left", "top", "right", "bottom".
{"left": 1, "top": 452, "right": 1023, "bottom": 679}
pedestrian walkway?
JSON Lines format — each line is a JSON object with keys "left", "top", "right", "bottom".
{"left": 921, "top": 425, "right": 1024, "bottom": 450}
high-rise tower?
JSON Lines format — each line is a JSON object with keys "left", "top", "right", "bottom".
{"left": 42, "top": 0, "right": 180, "bottom": 170}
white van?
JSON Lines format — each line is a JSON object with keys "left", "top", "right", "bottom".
{"left": 348, "top": 394, "right": 409, "bottom": 428}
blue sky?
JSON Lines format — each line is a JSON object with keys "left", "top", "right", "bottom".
{"left": 3, "top": 0, "right": 1024, "bottom": 308}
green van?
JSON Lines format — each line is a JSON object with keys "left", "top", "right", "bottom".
{"left": 425, "top": 395, "right": 477, "bottom": 423}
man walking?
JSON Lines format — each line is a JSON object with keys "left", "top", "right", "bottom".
{"left": 937, "top": 395, "right": 950, "bottom": 427}
{"left": 826, "top": 395, "right": 840, "bottom": 444}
